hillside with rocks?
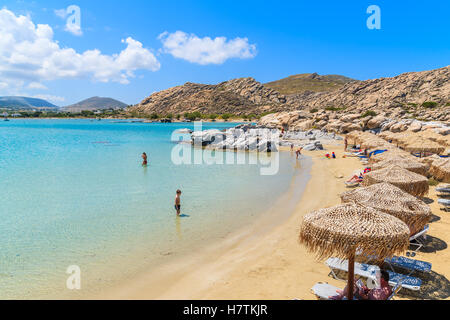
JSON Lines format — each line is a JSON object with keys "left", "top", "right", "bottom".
{"left": 290, "top": 65, "right": 450, "bottom": 112}
{"left": 129, "top": 77, "right": 290, "bottom": 116}
{"left": 260, "top": 65, "right": 450, "bottom": 135}
{"left": 129, "top": 65, "right": 449, "bottom": 134}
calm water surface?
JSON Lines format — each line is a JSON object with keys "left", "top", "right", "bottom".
{"left": 0, "top": 119, "right": 306, "bottom": 299}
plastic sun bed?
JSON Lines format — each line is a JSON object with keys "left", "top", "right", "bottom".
{"left": 438, "top": 198, "right": 450, "bottom": 211}
{"left": 326, "top": 258, "right": 422, "bottom": 291}
{"left": 409, "top": 225, "right": 430, "bottom": 252}
{"left": 345, "top": 181, "right": 360, "bottom": 188}
{"left": 436, "top": 187, "right": 450, "bottom": 193}
{"left": 311, "top": 282, "right": 402, "bottom": 300}
{"left": 384, "top": 256, "right": 432, "bottom": 274}
{"left": 311, "top": 283, "right": 341, "bottom": 300}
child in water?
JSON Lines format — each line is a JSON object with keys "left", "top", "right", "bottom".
{"left": 174, "top": 190, "right": 182, "bottom": 215}
{"left": 142, "top": 152, "right": 148, "bottom": 166}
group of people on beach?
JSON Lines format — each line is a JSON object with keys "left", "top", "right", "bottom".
{"left": 141, "top": 152, "right": 182, "bottom": 216}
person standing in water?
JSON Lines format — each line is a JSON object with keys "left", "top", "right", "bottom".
{"left": 142, "top": 152, "right": 148, "bottom": 166}
{"left": 296, "top": 147, "right": 303, "bottom": 159}
{"left": 174, "top": 190, "right": 182, "bottom": 215}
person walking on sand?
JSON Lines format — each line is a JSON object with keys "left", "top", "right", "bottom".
{"left": 344, "top": 137, "right": 348, "bottom": 151}
{"left": 291, "top": 143, "right": 294, "bottom": 152}
{"left": 174, "top": 190, "right": 182, "bottom": 215}
{"left": 142, "top": 152, "right": 148, "bottom": 166}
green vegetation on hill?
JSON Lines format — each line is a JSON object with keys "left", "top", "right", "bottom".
{"left": 265, "top": 73, "right": 356, "bottom": 95}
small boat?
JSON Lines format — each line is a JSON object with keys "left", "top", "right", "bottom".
{"left": 4, "top": 118, "right": 9, "bottom": 121}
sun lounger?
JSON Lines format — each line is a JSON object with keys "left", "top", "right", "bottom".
{"left": 326, "top": 258, "right": 422, "bottom": 291}
{"left": 311, "top": 283, "right": 341, "bottom": 300}
{"left": 436, "top": 187, "right": 450, "bottom": 193}
{"left": 384, "top": 256, "right": 432, "bottom": 274}
{"left": 345, "top": 181, "right": 360, "bottom": 188}
{"left": 409, "top": 225, "right": 429, "bottom": 252}
{"left": 369, "top": 150, "right": 387, "bottom": 157}
{"left": 345, "top": 152, "right": 364, "bottom": 157}
{"left": 438, "top": 198, "right": 450, "bottom": 211}
{"left": 311, "top": 282, "right": 403, "bottom": 300}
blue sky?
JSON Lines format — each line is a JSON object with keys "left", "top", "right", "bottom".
{"left": 0, "top": 0, "right": 449, "bottom": 106}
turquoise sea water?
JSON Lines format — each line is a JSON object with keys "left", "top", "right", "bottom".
{"left": 0, "top": 119, "right": 305, "bottom": 299}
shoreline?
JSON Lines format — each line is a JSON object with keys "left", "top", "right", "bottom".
{"left": 91, "top": 152, "right": 312, "bottom": 300}
{"left": 97, "top": 143, "right": 450, "bottom": 300}
{"left": 96, "top": 144, "right": 363, "bottom": 300}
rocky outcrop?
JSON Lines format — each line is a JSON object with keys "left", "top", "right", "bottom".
{"left": 129, "top": 78, "right": 290, "bottom": 116}
{"left": 189, "top": 124, "right": 342, "bottom": 152}
{"left": 290, "top": 65, "right": 450, "bottom": 112}
{"left": 259, "top": 110, "right": 449, "bottom": 136}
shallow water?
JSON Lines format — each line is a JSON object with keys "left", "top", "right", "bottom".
{"left": 0, "top": 119, "right": 305, "bottom": 299}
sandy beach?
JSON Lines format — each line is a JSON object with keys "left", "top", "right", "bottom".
{"left": 98, "top": 141, "right": 449, "bottom": 300}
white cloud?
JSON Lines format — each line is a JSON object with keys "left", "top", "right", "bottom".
{"left": 0, "top": 8, "right": 160, "bottom": 93}
{"left": 28, "top": 82, "right": 48, "bottom": 90}
{"left": 32, "top": 94, "right": 65, "bottom": 104}
{"left": 158, "top": 31, "right": 257, "bottom": 65}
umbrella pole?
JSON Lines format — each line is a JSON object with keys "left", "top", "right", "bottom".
{"left": 347, "top": 250, "right": 355, "bottom": 300}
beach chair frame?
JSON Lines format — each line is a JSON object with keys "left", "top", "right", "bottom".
{"left": 409, "top": 225, "right": 429, "bottom": 252}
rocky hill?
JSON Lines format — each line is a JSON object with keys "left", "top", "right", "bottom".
{"left": 265, "top": 73, "right": 356, "bottom": 95}
{"left": 62, "top": 97, "right": 128, "bottom": 112}
{"left": 291, "top": 66, "right": 450, "bottom": 112}
{"left": 129, "top": 78, "right": 290, "bottom": 116}
{"left": 129, "top": 65, "right": 449, "bottom": 124}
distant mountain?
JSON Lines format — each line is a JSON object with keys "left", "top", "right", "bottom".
{"left": 0, "top": 96, "right": 59, "bottom": 110}
{"left": 265, "top": 73, "right": 357, "bottom": 95}
{"left": 62, "top": 97, "right": 128, "bottom": 112}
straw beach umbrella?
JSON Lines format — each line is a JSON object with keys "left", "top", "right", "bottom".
{"left": 363, "top": 165, "right": 429, "bottom": 197}
{"left": 341, "top": 183, "right": 432, "bottom": 235}
{"left": 360, "top": 139, "right": 389, "bottom": 150}
{"left": 299, "top": 203, "right": 409, "bottom": 300}
{"left": 429, "top": 158, "right": 450, "bottom": 183}
{"left": 371, "top": 157, "right": 429, "bottom": 176}
{"left": 370, "top": 149, "right": 414, "bottom": 163}
{"left": 404, "top": 138, "right": 445, "bottom": 155}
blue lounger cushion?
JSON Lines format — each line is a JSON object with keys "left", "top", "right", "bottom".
{"left": 387, "top": 271, "right": 422, "bottom": 291}
{"left": 385, "top": 256, "right": 432, "bottom": 272}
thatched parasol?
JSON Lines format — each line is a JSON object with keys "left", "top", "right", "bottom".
{"left": 363, "top": 165, "right": 429, "bottom": 197}
{"left": 347, "top": 131, "right": 364, "bottom": 145}
{"left": 299, "top": 203, "right": 409, "bottom": 300}
{"left": 369, "top": 149, "right": 414, "bottom": 163}
{"left": 371, "top": 157, "right": 429, "bottom": 176}
{"left": 341, "top": 183, "right": 432, "bottom": 235}
{"left": 418, "top": 130, "right": 443, "bottom": 143}
{"left": 429, "top": 158, "right": 450, "bottom": 183}
{"left": 360, "top": 139, "right": 389, "bottom": 150}
{"left": 404, "top": 138, "right": 445, "bottom": 155}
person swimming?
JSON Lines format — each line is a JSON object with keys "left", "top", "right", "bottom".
{"left": 174, "top": 189, "right": 182, "bottom": 215}
{"left": 142, "top": 152, "right": 148, "bottom": 166}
